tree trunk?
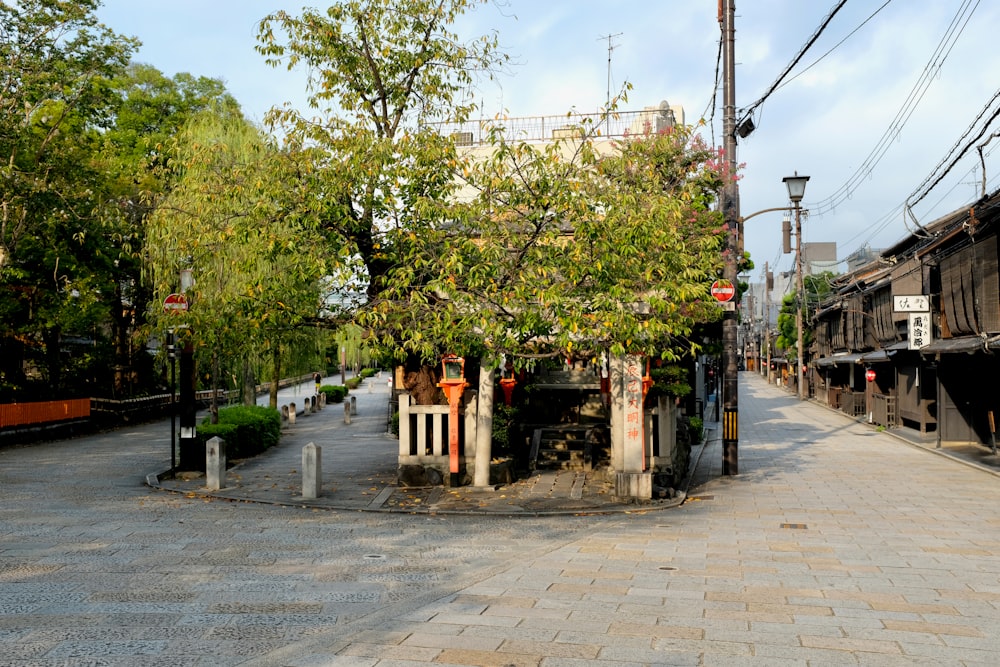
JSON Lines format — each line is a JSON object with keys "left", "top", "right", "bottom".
{"left": 242, "top": 357, "right": 256, "bottom": 406}
{"left": 209, "top": 350, "right": 220, "bottom": 424}
{"left": 269, "top": 345, "right": 280, "bottom": 409}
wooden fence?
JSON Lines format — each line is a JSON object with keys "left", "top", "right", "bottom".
{"left": 0, "top": 399, "right": 90, "bottom": 428}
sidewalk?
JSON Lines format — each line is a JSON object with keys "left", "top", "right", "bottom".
{"left": 149, "top": 373, "right": 688, "bottom": 515}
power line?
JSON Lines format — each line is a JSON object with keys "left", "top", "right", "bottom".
{"left": 735, "top": 0, "right": 848, "bottom": 132}
{"left": 810, "top": 0, "right": 981, "bottom": 215}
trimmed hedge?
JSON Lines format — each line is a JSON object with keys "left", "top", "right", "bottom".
{"left": 345, "top": 377, "right": 362, "bottom": 390}
{"left": 199, "top": 405, "right": 281, "bottom": 459}
{"left": 320, "top": 384, "right": 348, "bottom": 403}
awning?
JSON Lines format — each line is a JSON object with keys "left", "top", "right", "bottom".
{"left": 859, "top": 349, "right": 894, "bottom": 363}
{"left": 919, "top": 335, "right": 1000, "bottom": 354}
{"left": 814, "top": 352, "right": 864, "bottom": 367}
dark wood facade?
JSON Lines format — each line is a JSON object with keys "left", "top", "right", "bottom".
{"left": 811, "top": 190, "right": 1000, "bottom": 445}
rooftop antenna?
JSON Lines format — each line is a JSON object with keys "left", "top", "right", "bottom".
{"left": 599, "top": 32, "right": 623, "bottom": 116}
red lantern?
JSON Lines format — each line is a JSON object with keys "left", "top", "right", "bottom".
{"left": 865, "top": 369, "right": 876, "bottom": 383}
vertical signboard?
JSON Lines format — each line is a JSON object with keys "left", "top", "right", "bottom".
{"left": 908, "top": 312, "right": 932, "bottom": 350}
{"left": 622, "top": 355, "right": 645, "bottom": 473}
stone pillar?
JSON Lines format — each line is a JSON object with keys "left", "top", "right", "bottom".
{"left": 657, "top": 396, "right": 676, "bottom": 464}
{"left": 288, "top": 403, "right": 296, "bottom": 426}
{"left": 611, "top": 354, "right": 651, "bottom": 500}
{"left": 398, "top": 393, "right": 411, "bottom": 458}
{"left": 350, "top": 395, "right": 357, "bottom": 415}
{"left": 281, "top": 404, "right": 289, "bottom": 422}
{"left": 302, "top": 442, "right": 322, "bottom": 499}
{"left": 609, "top": 355, "right": 624, "bottom": 473}
{"left": 206, "top": 436, "right": 226, "bottom": 491}
{"left": 344, "top": 401, "right": 352, "bottom": 424}
{"left": 474, "top": 362, "right": 495, "bottom": 487}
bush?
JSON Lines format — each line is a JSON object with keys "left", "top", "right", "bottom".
{"left": 200, "top": 405, "right": 281, "bottom": 459}
{"left": 491, "top": 404, "right": 519, "bottom": 457}
{"left": 346, "top": 377, "right": 362, "bottom": 390}
{"left": 360, "top": 368, "right": 377, "bottom": 379}
{"left": 320, "top": 384, "right": 348, "bottom": 403}
{"left": 687, "top": 416, "right": 704, "bottom": 445}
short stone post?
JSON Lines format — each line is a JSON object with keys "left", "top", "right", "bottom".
{"left": 302, "top": 442, "right": 322, "bottom": 499}
{"left": 344, "top": 401, "right": 352, "bottom": 424}
{"left": 288, "top": 403, "right": 296, "bottom": 426}
{"left": 310, "top": 396, "right": 318, "bottom": 413}
{"left": 319, "top": 392, "right": 326, "bottom": 408}
{"left": 350, "top": 395, "right": 357, "bottom": 415}
{"left": 206, "top": 436, "right": 226, "bottom": 491}
{"left": 281, "top": 404, "right": 289, "bottom": 421}
{"left": 303, "top": 396, "right": 310, "bottom": 413}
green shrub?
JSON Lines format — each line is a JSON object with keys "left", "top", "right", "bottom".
{"left": 688, "top": 416, "right": 704, "bottom": 444}
{"left": 491, "top": 404, "right": 519, "bottom": 457}
{"left": 346, "top": 377, "right": 362, "bottom": 390}
{"left": 360, "top": 368, "right": 377, "bottom": 379}
{"left": 320, "top": 384, "right": 348, "bottom": 403}
{"left": 200, "top": 405, "right": 281, "bottom": 459}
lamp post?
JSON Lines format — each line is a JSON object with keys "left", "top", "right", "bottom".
{"left": 782, "top": 173, "right": 810, "bottom": 401}
{"left": 437, "top": 354, "right": 468, "bottom": 487}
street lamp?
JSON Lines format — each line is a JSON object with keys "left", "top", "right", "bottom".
{"left": 782, "top": 173, "right": 810, "bottom": 401}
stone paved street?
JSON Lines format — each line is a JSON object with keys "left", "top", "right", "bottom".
{"left": 3, "top": 372, "right": 1000, "bottom": 665}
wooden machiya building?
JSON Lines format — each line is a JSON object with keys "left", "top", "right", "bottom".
{"left": 812, "top": 189, "right": 1000, "bottom": 446}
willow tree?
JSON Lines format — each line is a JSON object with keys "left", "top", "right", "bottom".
{"left": 144, "top": 109, "right": 338, "bottom": 414}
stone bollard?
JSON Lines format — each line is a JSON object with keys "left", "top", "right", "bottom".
{"left": 281, "top": 404, "right": 289, "bottom": 421}
{"left": 206, "top": 436, "right": 226, "bottom": 491}
{"left": 302, "top": 442, "right": 322, "bottom": 499}
{"left": 288, "top": 403, "right": 296, "bottom": 426}
{"left": 367, "top": 381, "right": 372, "bottom": 393}
{"left": 303, "top": 396, "right": 310, "bottom": 413}
{"left": 350, "top": 395, "right": 357, "bottom": 415}
{"left": 319, "top": 392, "right": 326, "bottom": 408}
{"left": 310, "top": 396, "right": 318, "bottom": 413}
{"left": 343, "top": 401, "right": 352, "bottom": 425}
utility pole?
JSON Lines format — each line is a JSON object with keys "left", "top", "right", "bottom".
{"left": 720, "top": 0, "right": 739, "bottom": 475}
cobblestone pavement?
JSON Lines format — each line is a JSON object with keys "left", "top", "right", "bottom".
{"left": 3, "top": 372, "right": 1000, "bottom": 665}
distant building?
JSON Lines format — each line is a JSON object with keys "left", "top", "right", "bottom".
{"left": 802, "top": 242, "right": 837, "bottom": 275}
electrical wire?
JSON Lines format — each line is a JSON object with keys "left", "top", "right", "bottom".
{"left": 773, "top": 0, "right": 895, "bottom": 94}
{"left": 906, "top": 87, "right": 1000, "bottom": 208}
{"left": 809, "top": 0, "right": 981, "bottom": 216}
{"left": 735, "top": 0, "right": 849, "bottom": 131}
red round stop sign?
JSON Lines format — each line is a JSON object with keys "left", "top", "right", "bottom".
{"left": 710, "top": 279, "right": 736, "bottom": 302}
{"left": 865, "top": 369, "right": 876, "bottom": 382}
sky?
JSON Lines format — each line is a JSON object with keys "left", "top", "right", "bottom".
{"left": 95, "top": 0, "right": 1000, "bottom": 285}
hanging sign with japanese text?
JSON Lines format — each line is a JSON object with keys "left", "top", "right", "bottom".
{"left": 893, "top": 295, "right": 930, "bottom": 312}
{"left": 908, "top": 312, "right": 933, "bottom": 350}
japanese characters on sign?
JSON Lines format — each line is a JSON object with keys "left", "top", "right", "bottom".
{"left": 908, "top": 312, "right": 933, "bottom": 350}
{"left": 623, "top": 355, "right": 644, "bottom": 457}
{"left": 893, "top": 295, "right": 930, "bottom": 313}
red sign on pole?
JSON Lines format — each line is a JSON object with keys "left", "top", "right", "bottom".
{"left": 865, "top": 369, "right": 876, "bottom": 382}
{"left": 710, "top": 279, "right": 736, "bottom": 303}
{"left": 163, "top": 293, "right": 188, "bottom": 313}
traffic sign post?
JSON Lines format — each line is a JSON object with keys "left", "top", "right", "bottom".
{"left": 711, "top": 279, "right": 736, "bottom": 303}
{"left": 163, "top": 293, "right": 188, "bottom": 313}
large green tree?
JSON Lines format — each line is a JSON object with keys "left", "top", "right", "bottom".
{"left": 256, "top": 0, "right": 726, "bottom": 375}
{"left": 0, "top": 0, "right": 137, "bottom": 396}
{"left": 256, "top": 0, "right": 503, "bottom": 302}
{"left": 143, "top": 109, "right": 337, "bottom": 413}
{"left": 365, "top": 119, "right": 726, "bottom": 364}
{"left": 97, "top": 64, "right": 239, "bottom": 397}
